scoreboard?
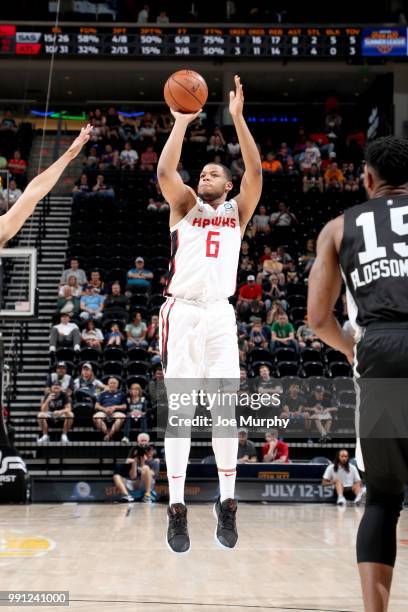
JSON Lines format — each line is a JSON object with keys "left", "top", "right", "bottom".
{"left": 0, "top": 24, "right": 406, "bottom": 59}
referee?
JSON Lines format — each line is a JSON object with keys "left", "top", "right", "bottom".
{"left": 308, "top": 136, "right": 408, "bottom": 612}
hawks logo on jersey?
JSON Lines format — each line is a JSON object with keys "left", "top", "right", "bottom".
{"left": 192, "top": 217, "right": 237, "bottom": 229}
{"left": 164, "top": 198, "right": 241, "bottom": 301}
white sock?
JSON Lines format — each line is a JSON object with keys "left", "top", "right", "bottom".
{"left": 165, "top": 437, "right": 191, "bottom": 506}
{"left": 212, "top": 437, "right": 238, "bottom": 502}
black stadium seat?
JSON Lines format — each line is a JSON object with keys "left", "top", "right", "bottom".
{"left": 328, "top": 362, "right": 352, "bottom": 378}
{"left": 103, "top": 361, "right": 124, "bottom": 377}
{"left": 325, "top": 348, "right": 348, "bottom": 364}
{"left": 289, "top": 307, "right": 306, "bottom": 322}
{"left": 127, "top": 347, "right": 149, "bottom": 362}
{"left": 126, "top": 375, "right": 148, "bottom": 389}
{"left": 127, "top": 361, "right": 149, "bottom": 376}
{"left": 55, "top": 348, "right": 75, "bottom": 364}
{"left": 337, "top": 390, "right": 357, "bottom": 409}
{"left": 306, "top": 376, "right": 329, "bottom": 392}
{"left": 149, "top": 294, "right": 166, "bottom": 309}
{"left": 276, "top": 361, "right": 299, "bottom": 377}
{"left": 301, "top": 361, "right": 325, "bottom": 377}
{"left": 247, "top": 348, "right": 273, "bottom": 365}
{"left": 103, "top": 346, "right": 125, "bottom": 362}
{"left": 301, "top": 348, "right": 322, "bottom": 363}
{"left": 275, "top": 347, "right": 298, "bottom": 363}
{"left": 79, "top": 347, "right": 101, "bottom": 364}
{"left": 287, "top": 294, "right": 306, "bottom": 308}
{"left": 332, "top": 377, "right": 356, "bottom": 394}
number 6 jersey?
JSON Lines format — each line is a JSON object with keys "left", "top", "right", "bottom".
{"left": 164, "top": 197, "right": 241, "bottom": 302}
{"left": 340, "top": 195, "right": 408, "bottom": 330}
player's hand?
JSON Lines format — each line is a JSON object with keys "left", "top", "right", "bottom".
{"left": 229, "top": 75, "right": 244, "bottom": 118}
{"left": 67, "top": 124, "right": 92, "bottom": 159}
{"left": 170, "top": 109, "right": 202, "bottom": 124}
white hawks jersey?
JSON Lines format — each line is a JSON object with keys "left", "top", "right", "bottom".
{"left": 164, "top": 197, "right": 241, "bottom": 302}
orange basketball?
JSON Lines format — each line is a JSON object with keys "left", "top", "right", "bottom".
{"left": 164, "top": 69, "right": 208, "bottom": 113}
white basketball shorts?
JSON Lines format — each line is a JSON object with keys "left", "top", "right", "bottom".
{"left": 159, "top": 297, "right": 240, "bottom": 380}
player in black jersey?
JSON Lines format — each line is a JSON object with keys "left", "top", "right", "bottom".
{"left": 308, "top": 135, "right": 408, "bottom": 612}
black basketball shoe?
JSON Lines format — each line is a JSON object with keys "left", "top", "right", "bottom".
{"left": 213, "top": 497, "right": 238, "bottom": 549}
{"left": 167, "top": 503, "right": 190, "bottom": 554}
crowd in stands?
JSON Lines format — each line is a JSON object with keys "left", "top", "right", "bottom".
{"left": 41, "top": 98, "right": 363, "bottom": 449}
{"left": 0, "top": 111, "right": 32, "bottom": 212}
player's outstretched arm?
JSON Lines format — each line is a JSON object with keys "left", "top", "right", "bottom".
{"left": 157, "top": 110, "right": 198, "bottom": 213}
{"left": 307, "top": 216, "right": 355, "bottom": 363}
{"left": 0, "top": 124, "right": 92, "bottom": 246}
{"left": 230, "top": 75, "right": 262, "bottom": 228}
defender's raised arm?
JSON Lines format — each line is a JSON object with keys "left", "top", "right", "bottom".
{"left": 0, "top": 125, "right": 92, "bottom": 246}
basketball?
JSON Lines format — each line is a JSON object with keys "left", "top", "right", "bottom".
{"left": 164, "top": 69, "right": 208, "bottom": 113}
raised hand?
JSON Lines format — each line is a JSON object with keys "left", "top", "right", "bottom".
{"left": 229, "top": 74, "right": 244, "bottom": 118}
{"left": 67, "top": 124, "right": 92, "bottom": 159}
{"left": 170, "top": 108, "right": 202, "bottom": 124}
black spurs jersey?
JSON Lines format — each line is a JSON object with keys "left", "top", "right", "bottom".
{"left": 339, "top": 195, "right": 408, "bottom": 332}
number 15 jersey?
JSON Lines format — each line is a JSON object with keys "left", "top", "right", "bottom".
{"left": 164, "top": 197, "right": 241, "bottom": 302}
{"left": 340, "top": 195, "right": 408, "bottom": 330}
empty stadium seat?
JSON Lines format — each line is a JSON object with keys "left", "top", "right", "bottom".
{"left": 332, "top": 377, "right": 356, "bottom": 394}
{"left": 301, "top": 361, "right": 325, "bottom": 377}
{"left": 306, "top": 376, "right": 329, "bottom": 392}
{"left": 55, "top": 348, "right": 76, "bottom": 363}
{"left": 148, "top": 294, "right": 166, "bottom": 308}
{"left": 328, "top": 362, "right": 352, "bottom": 378}
{"left": 247, "top": 348, "right": 273, "bottom": 365}
{"left": 287, "top": 294, "right": 306, "bottom": 308}
{"left": 275, "top": 347, "right": 298, "bottom": 363}
{"left": 127, "top": 347, "right": 149, "bottom": 362}
{"left": 325, "top": 348, "right": 348, "bottom": 364}
{"left": 289, "top": 307, "right": 306, "bottom": 322}
{"left": 80, "top": 347, "right": 101, "bottom": 363}
{"left": 127, "top": 361, "right": 149, "bottom": 376}
{"left": 300, "top": 348, "right": 322, "bottom": 363}
{"left": 103, "top": 346, "right": 125, "bottom": 362}
{"left": 102, "top": 361, "right": 124, "bottom": 377}
{"left": 337, "top": 390, "right": 356, "bottom": 409}
{"left": 276, "top": 361, "right": 299, "bottom": 377}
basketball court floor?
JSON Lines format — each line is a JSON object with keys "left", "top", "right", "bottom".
{"left": 1, "top": 503, "right": 408, "bottom": 611}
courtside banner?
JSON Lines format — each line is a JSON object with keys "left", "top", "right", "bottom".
{"left": 0, "top": 446, "right": 28, "bottom": 503}
{"left": 32, "top": 475, "right": 337, "bottom": 503}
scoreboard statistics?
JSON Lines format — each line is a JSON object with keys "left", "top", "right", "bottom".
{"left": 0, "top": 24, "right": 406, "bottom": 59}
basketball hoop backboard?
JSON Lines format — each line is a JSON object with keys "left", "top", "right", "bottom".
{"left": 0, "top": 248, "right": 37, "bottom": 319}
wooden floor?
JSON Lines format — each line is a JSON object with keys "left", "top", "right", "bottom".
{"left": 1, "top": 503, "right": 408, "bottom": 612}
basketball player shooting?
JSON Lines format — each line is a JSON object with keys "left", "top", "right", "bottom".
{"left": 0, "top": 125, "right": 91, "bottom": 247}
{"left": 157, "top": 75, "right": 262, "bottom": 553}
{"left": 307, "top": 136, "right": 408, "bottom": 612}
